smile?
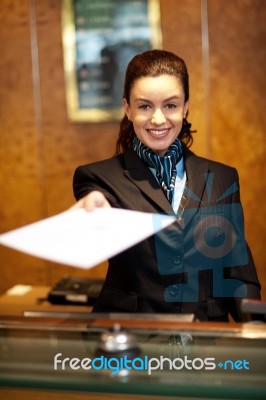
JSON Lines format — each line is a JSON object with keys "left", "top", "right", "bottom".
{"left": 148, "top": 129, "right": 170, "bottom": 137}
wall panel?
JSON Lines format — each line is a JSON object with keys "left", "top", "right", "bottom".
{"left": 208, "top": 0, "right": 266, "bottom": 296}
{"left": 0, "top": 0, "right": 48, "bottom": 291}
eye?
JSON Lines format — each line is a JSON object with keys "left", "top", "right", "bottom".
{"left": 139, "top": 104, "right": 151, "bottom": 110}
{"left": 165, "top": 103, "right": 177, "bottom": 109}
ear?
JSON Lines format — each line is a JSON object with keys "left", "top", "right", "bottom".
{"left": 123, "top": 98, "right": 131, "bottom": 120}
{"left": 184, "top": 101, "right": 189, "bottom": 118}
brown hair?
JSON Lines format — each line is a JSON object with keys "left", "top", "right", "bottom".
{"left": 116, "top": 49, "right": 194, "bottom": 155}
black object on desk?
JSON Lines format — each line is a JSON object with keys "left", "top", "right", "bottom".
{"left": 47, "top": 276, "right": 104, "bottom": 306}
{"left": 241, "top": 298, "right": 266, "bottom": 322}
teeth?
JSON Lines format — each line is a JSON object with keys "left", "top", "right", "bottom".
{"left": 149, "top": 129, "right": 168, "bottom": 136}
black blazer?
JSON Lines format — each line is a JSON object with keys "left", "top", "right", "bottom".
{"left": 73, "top": 147, "right": 261, "bottom": 321}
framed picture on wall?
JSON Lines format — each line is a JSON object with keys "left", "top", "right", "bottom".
{"left": 61, "top": 0, "right": 162, "bottom": 122}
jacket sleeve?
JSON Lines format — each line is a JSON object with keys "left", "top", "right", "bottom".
{"left": 73, "top": 165, "right": 120, "bottom": 207}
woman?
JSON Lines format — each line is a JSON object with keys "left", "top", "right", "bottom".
{"left": 73, "top": 50, "right": 260, "bottom": 321}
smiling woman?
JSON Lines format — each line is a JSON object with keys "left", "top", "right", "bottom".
{"left": 72, "top": 50, "right": 261, "bottom": 321}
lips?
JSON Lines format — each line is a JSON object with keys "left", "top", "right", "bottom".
{"left": 147, "top": 128, "right": 170, "bottom": 137}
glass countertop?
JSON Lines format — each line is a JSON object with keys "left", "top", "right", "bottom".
{"left": 0, "top": 314, "right": 265, "bottom": 399}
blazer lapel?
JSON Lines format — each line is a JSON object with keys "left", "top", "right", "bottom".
{"left": 184, "top": 148, "right": 210, "bottom": 209}
{"left": 123, "top": 149, "right": 173, "bottom": 213}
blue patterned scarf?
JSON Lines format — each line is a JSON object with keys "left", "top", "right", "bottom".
{"left": 133, "top": 137, "right": 183, "bottom": 203}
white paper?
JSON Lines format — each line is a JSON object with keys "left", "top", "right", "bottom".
{"left": 6, "top": 285, "right": 32, "bottom": 296}
{"left": 0, "top": 208, "right": 175, "bottom": 269}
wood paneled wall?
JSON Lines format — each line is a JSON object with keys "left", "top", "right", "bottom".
{"left": 0, "top": 0, "right": 265, "bottom": 300}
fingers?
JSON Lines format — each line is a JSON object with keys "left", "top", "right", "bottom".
{"left": 83, "top": 191, "right": 111, "bottom": 210}
{"left": 70, "top": 191, "right": 111, "bottom": 211}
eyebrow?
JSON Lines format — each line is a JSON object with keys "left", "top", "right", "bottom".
{"left": 134, "top": 95, "right": 181, "bottom": 103}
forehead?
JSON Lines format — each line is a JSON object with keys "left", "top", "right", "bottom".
{"left": 130, "top": 75, "right": 185, "bottom": 100}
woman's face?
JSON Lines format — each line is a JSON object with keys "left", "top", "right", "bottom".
{"left": 123, "top": 75, "right": 189, "bottom": 156}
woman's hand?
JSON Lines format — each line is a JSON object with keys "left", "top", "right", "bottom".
{"left": 71, "top": 191, "right": 111, "bottom": 211}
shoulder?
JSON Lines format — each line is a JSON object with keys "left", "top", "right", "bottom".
{"left": 183, "top": 146, "right": 241, "bottom": 203}
{"left": 74, "top": 154, "right": 125, "bottom": 178}
{"left": 74, "top": 148, "right": 145, "bottom": 178}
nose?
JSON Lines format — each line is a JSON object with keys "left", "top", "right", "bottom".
{"left": 151, "top": 108, "right": 166, "bottom": 125}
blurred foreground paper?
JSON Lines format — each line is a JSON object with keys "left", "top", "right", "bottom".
{"left": 0, "top": 208, "right": 175, "bottom": 269}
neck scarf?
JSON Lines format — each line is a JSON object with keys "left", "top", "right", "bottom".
{"left": 133, "top": 137, "right": 183, "bottom": 203}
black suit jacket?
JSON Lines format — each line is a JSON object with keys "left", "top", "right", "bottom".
{"left": 73, "top": 147, "right": 261, "bottom": 321}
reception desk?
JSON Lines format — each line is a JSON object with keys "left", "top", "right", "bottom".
{"left": 0, "top": 312, "right": 265, "bottom": 400}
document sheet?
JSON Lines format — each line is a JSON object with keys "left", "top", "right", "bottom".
{"left": 0, "top": 208, "right": 176, "bottom": 269}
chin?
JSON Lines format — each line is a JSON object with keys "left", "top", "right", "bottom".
{"left": 150, "top": 141, "right": 172, "bottom": 153}
{"left": 151, "top": 147, "right": 168, "bottom": 156}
